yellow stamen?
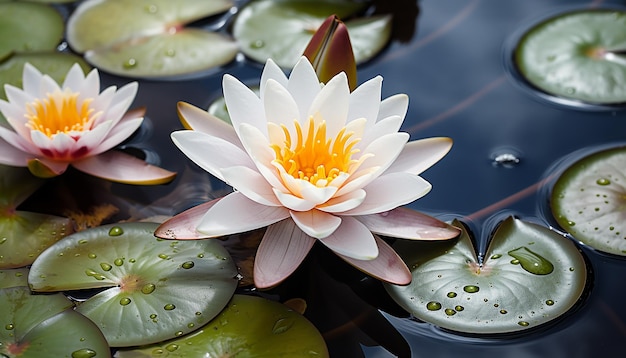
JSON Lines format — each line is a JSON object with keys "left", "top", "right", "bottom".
{"left": 24, "top": 90, "right": 100, "bottom": 138}
{"left": 271, "top": 117, "right": 362, "bottom": 187}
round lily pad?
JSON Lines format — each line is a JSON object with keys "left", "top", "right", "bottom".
{"left": 385, "top": 216, "right": 588, "bottom": 335}
{"left": 551, "top": 146, "right": 626, "bottom": 256}
{"left": 0, "top": 286, "right": 110, "bottom": 358}
{"left": 232, "top": 0, "right": 392, "bottom": 68}
{"left": 116, "top": 294, "right": 329, "bottom": 358}
{"left": 66, "top": 0, "right": 237, "bottom": 79}
{"left": 514, "top": 8, "right": 626, "bottom": 105}
{"left": 0, "top": 268, "right": 30, "bottom": 288}
{"left": 28, "top": 222, "right": 239, "bottom": 347}
{"left": 0, "top": 2, "right": 64, "bottom": 60}
{"left": 0, "top": 52, "right": 91, "bottom": 101}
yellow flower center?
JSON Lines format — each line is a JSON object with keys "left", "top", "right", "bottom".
{"left": 271, "top": 118, "right": 360, "bottom": 187}
{"left": 25, "top": 90, "right": 100, "bottom": 138}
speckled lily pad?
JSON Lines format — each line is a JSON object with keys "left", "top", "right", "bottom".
{"left": 0, "top": 286, "right": 111, "bottom": 358}
{"left": 551, "top": 146, "right": 626, "bottom": 256}
{"left": 115, "top": 294, "right": 328, "bottom": 358}
{"left": 515, "top": 9, "right": 626, "bottom": 105}
{"left": 0, "top": 267, "right": 30, "bottom": 288}
{"left": 0, "top": 2, "right": 64, "bottom": 60}
{"left": 66, "top": 0, "right": 237, "bottom": 79}
{"left": 232, "top": 0, "right": 392, "bottom": 68}
{"left": 28, "top": 222, "right": 239, "bottom": 347}
{"left": 385, "top": 217, "right": 588, "bottom": 335}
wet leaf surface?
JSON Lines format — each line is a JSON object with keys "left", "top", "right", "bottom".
{"left": 115, "top": 294, "right": 328, "bottom": 358}
{"left": 385, "top": 217, "right": 588, "bottom": 334}
{"left": 232, "top": 0, "right": 391, "bottom": 68}
{"left": 551, "top": 146, "right": 626, "bottom": 256}
{"left": 28, "top": 222, "right": 239, "bottom": 347}
{"left": 66, "top": 0, "right": 237, "bottom": 79}
{"left": 515, "top": 9, "right": 626, "bottom": 104}
{"left": 0, "top": 286, "right": 110, "bottom": 358}
{"left": 0, "top": 267, "right": 29, "bottom": 288}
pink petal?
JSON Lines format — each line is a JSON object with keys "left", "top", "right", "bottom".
{"left": 0, "top": 138, "right": 30, "bottom": 166}
{"left": 0, "top": 126, "right": 34, "bottom": 153}
{"left": 171, "top": 130, "right": 255, "bottom": 182}
{"left": 197, "top": 191, "right": 290, "bottom": 236}
{"left": 221, "top": 166, "right": 280, "bottom": 206}
{"left": 223, "top": 74, "right": 267, "bottom": 137}
{"left": 90, "top": 117, "right": 143, "bottom": 155}
{"left": 356, "top": 207, "right": 461, "bottom": 240}
{"left": 318, "top": 216, "right": 378, "bottom": 259}
{"left": 385, "top": 137, "right": 453, "bottom": 175}
{"left": 317, "top": 189, "right": 365, "bottom": 213}
{"left": 342, "top": 173, "right": 432, "bottom": 216}
{"left": 378, "top": 94, "right": 409, "bottom": 122}
{"left": 336, "top": 235, "right": 412, "bottom": 285}
{"left": 348, "top": 75, "right": 382, "bottom": 128}
{"left": 27, "top": 158, "right": 68, "bottom": 178}
{"left": 71, "top": 150, "right": 176, "bottom": 185}
{"left": 177, "top": 102, "right": 242, "bottom": 149}
{"left": 290, "top": 209, "right": 341, "bottom": 239}
{"left": 307, "top": 71, "right": 349, "bottom": 136}
{"left": 274, "top": 189, "right": 317, "bottom": 211}
{"left": 253, "top": 219, "right": 316, "bottom": 289}
{"left": 155, "top": 199, "right": 221, "bottom": 240}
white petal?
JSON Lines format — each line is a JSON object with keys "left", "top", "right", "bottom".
{"left": 74, "top": 119, "right": 113, "bottom": 153}
{"left": 22, "top": 63, "right": 43, "bottom": 94}
{"left": 274, "top": 189, "right": 317, "bottom": 211}
{"left": 49, "top": 132, "right": 77, "bottom": 155}
{"left": 90, "top": 86, "right": 116, "bottom": 119}
{"left": 359, "top": 115, "right": 402, "bottom": 149}
{"left": 348, "top": 75, "right": 382, "bottom": 129}
{"left": 177, "top": 102, "right": 242, "bottom": 149}
{"left": 238, "top": 123, "right": 288, "bottom": 192}
{"left": 342, "top": 173, "right": 432, "bottom": 216}
{"left": 288, "top": 57, "right": 321, "bottom": 119}
{"left": 62, "top": 63, "right": 87, "bottom": 92}
{"left": 386, "top": 137, "right": 453, "bottom": 175}
{"left": 378, "top": 94, "right": 408, "bottom": 122}
{"left": 0, "top": 137, "right": 31, "bottom": 166}
{"left": 318, "top": 216, "right": 378, "bottom": 259}
{"left": 253, "top": 219, "right": 316, "bottom": 289}
{"left": 221, "top": 166, "right": 280, "bottom": 206}
{"left": 90, "top": 117, "right": 143, "bottom": 155}
{"left": 171, "top": 130, "right": 255, "bottom": 182}
{"left": 298, "top": 179, "right": 337, "bottom": 205}
{"left": 318, "top": 189, "right": 365, "bottom": 213}
{"left": 40, "top": 75, "right": 62, "bottom": 97}
{"left": 5, "top": 85, "right": 35, "bottom": 111}
{"left": 260, "top": 58, "right": 288, "bottom": 101}
{"left": 99, "top": 82, "right": 138, "bottom": 127}
{"left": 307, "top": 72, "right": 349, "bottom": 136}
{"left": 223, "top": 74, "right": 267, "bottom": 137}
{"left": 77, "top": 67, "right": 101, "bottom": 99}
{"left": 0, "top": 126, "right": 34, "bottom": 153}
{"left": 196, "top": 192, "right": 290, "bottom": 236}
{"left": 290, "top": 209, "right": 341, "bottom": 239}
{"left": 29, "top": 130, "right": 53, "bottom": 152}
{"left": 264, "top": 79, "right": 300, "bottom": 129}
{"left": 0, "top": 100, "right": 31, "bottom": 139}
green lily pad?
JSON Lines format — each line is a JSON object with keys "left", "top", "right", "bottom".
{"left": 551, "top": 146, "right": 626, "bottom": 256}
{"left": 0, "top": 267, "right": 29, "bottom": 288}
{"left": 66, "top": 0, "right": 237, "bottom": 79}
{"left": 116, "top": 294, "right": 329, "bottom": 358}
{"left": 385, "top": 217, "right": 588, "bottom": 335}
{"left": 0, "top": 2, "right": 64, "bottom": 60}
{"left": 232, "top": 0, "right": 392, "bottom": 68}
{"left": 0, "top": 165, "right": 44, "bottom": 209}
{"left": 0, "top": 286, "right": 110, "bottom": 358}
{"left": 515, "top": 9, "right": 626, "bottom": 105}
{"left": 28, "top": 222, "right": 239, "bottom": 347}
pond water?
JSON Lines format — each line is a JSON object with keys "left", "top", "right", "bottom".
{"left": 16, "top": 0, "right": 626, "bottom": 356}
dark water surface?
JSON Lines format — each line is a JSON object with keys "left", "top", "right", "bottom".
{"left": 31, "top": 0, "right": 626, "bottom": 357}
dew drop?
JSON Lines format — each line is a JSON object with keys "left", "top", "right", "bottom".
{"left": 463, "top": 285, "right": 480, "bottom": 293}
{"left": 158, "top": 253, "right": 169, "bottom": 260}
{"left": 250, "top": 40, "right": 265, "bottom": 48}
{"left": 152, "top": 348, "right": 164, "bottom": 355}
{"left": 119, "top": 297, "right": 131, "bottom": 306}
{"left": 500, "top": 309, "right": 508, "bottom": 314}
{"left": 426, "top": 301, "right": 442, "bottom": 311}
{"left": 565, "top": 87, "right": 576, "bottom": 94}
{"left": 123, "top": 58, "right": 138, "bottom": 69}
{"left": 165, "top": 343, "right": 179, "bottom": 352}
{"left": 71, "top": 349, "right": 97, "bottom": 358}
{"left": 164, "top": 303, "right": 176, "bottom": 311}
{"left": 0, "top": 238, "right": 6, "bottom": 245}
{"left": 490, "top": 254, "right": 502, "bottom": 259}
{"left": 88, "top": 253, "right": 97, "bottom": 259}
{"left": 141, "top": 283, "right": 156, "bottom": 294}
{"left": 455, "top": 305, "right": 464, "bottom": 312}
{"left": 596, "top": 178, "right": 611, "bottom": 186}
{"left": 100, "top": 263, "right": 112, "bottom": 271}
{"left": 569, "top": 267, "right": 575, "bottom": 272}
{"left": 175, "top": 331, "right": 184, "bottom": 337}
{"left": 272, "top": 317, "right": 294, "bottom": 334}
{"left": 492, "top": 152, "right": 520, "bottom": 168}
{"left": 507, "top": 246, "right": 554, "bottom": 275}
{"left": 129, "top": 258, "right": 136, "bottom": 263}
{"left": 447, "top": 292, "right": 457, "bottom": 298}
{"left": 195, "top": 311, "right": 202, "bottom": 316}
{"left": 114, "top": 258, "right": 124, "bottom": 266}
{"left": 108, "top": 227, "right": 124, "bottom": 236}
{"left": 510, "top": 259, "right": 520, "bottom": 265}
{"left": 197, "top": 253, "right": 205, "bottom": 258}
{"left": 145, "top": 4, "right": 158, "bottom": 13}
{"left": 518, "top": 321, "right": 530, "bottom": 327}
{"left": 165, "top": 49, "right": 176, "bottom": 57}
{"left": 181, "top": 261, "right": 195, "bottom": 269}
{"left": 444, "top": 308, "right": 456, "bottom": 316}
{"left": 5, "top": 323, "right": 14, "bottom": 330}
{"left": 150, "top": 314, "right": 157, "bottom": 319}
{"left": 546, "top": 299, "right": 555, "bottom": 306}
{"left": 79, "top": 239, "right": 88, "bottom": 244}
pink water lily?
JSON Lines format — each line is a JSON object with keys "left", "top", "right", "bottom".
{"left": 0, "top": 63, "right": 175, "bottom": 184}
{"left": 156, "top": 57, "right": 459, "bottom": 288}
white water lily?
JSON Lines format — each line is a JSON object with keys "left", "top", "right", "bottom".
{"left": 0, "top": 63, "right": 175, "bottom": 184}
{"left": 157, "top": 57, "right": 459, "bottom": 288}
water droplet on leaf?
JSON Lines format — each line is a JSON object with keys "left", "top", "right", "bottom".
{"left": 507, "top": 246, "right": 554, "bottom": 275}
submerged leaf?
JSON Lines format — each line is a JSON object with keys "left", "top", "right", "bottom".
{"left": 385, "top": 217, "right": 588, "bottom": 334}
{"left": 551, "top": 146, "right": 626, "bottom": 256}
{"left": 28, "top": 222, "right": 238, "bottom": 347}
{"left": 115, "top": 294, "right": 328, "bottom": 358}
